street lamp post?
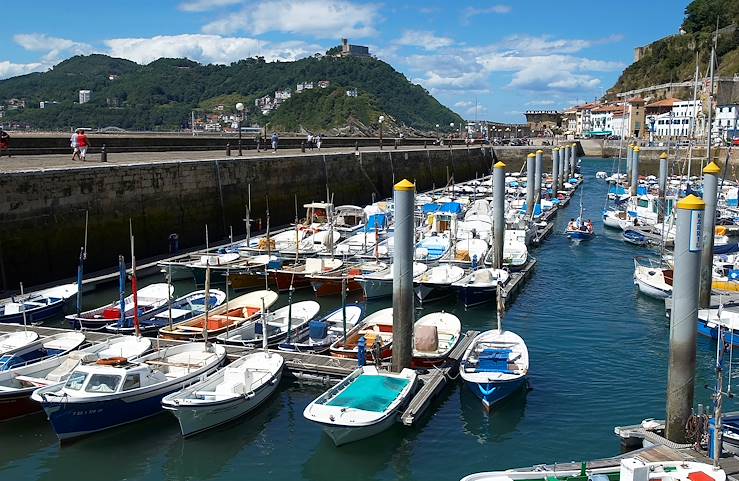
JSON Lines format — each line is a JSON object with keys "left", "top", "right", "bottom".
{"left": 236, "top": 102, "right": 245, "bottom": 156}
{"left": 435, "top": 124, "right": 439, "bottom": 144}
{"left": 379, "top": 115, "right": 385, "bottom": 150}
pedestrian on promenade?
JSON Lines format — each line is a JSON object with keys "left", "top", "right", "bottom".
{"left": 307, "top": 133, "right": 313, "bottom": 150}
{"left": 316, "top": 134, "right": 322, "bottom": 150}
{"left": 77, "top": 129, "right": 89, "bottom": 161}
{"left": 0, "top": 128, "right": 10, "bottom": 157}
{"left": 271, "top": 132, "right": 278, "bottom": 152}
{"left": 70, "top": 129, "right": 80, "bottom": 161}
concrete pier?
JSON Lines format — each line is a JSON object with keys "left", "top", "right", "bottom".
{"left": 666, "top": 194, "right": 704, "bottom": 443}
{"left": 534, "top": 149, "right": 543, "bottom": 199}
{"left": 552, "top": 147, "right": 560, "bottom": 193}
{"left": 699, "top": 162, "right": 721, "bottom": 308}
{"left": 492, "top": 162, "right": 506, "bottom": 269}
{"left": 392, "top": 179, "right": 415, "bottom": 372}
{"left": 526, "top": 152, "right": 535, "bottom": 217}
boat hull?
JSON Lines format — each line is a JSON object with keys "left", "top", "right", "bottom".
{"left": 272, "top": 271, "right": 311, "bottom": 292}
{"left": 565, "top": 231, "right": 594, "bottom": 241}
{"left": 457, "top": 285, "right": 495, "bottom": 308}
{"left": 310, "top": 278, "right": 363, "bottom": 297}
{"left": 165, "top": 366, "right": 283, "bottom": 437}
{"left": 229, "top": 272, "right": 270, "bottom": 290}
{"left": 697, "top": 320, "right": 739, "bottom": 346}
{"left": 0, "top": 300, "right": 65, "bottom": 325}
{"left": 356, "top": 278, "right": 393, "bottom": 300}
{"left": 0, "top": 389, "right": 42, "bottom": 421}
{"left": 634, "top": 276, "right": 671, "bottom": 299}
{"left": 320, "top": 411, "right": 398, "bottom": 446}
{"left": 415, "top": 284, "right": 455, "bottom": 303}
{"left": 464, "top": 376, "right": 527, "bottom": 410}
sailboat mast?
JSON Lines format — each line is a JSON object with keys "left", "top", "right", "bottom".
{"left": 203, "top": 260, "right": 210, "bottom": 344}
{"left": 704, "top": 23, "right": 718, "bottom": 174}
{"left": 75, "top": 210, "right": 89, "bottom": 321}
{"left": 129, "top": 220, "right": 140, "bottom": 337}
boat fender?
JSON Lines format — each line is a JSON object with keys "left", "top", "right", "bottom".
{"left": 96, "top": 357, "right": 127, "bottom": 366}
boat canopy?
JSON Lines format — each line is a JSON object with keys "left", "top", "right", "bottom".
{"left": 422, "top": 202, "right": 462, "bottom": 215}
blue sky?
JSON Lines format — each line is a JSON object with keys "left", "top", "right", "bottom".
{"left": 0, "top": 0, "right": 691, "bottom": 123}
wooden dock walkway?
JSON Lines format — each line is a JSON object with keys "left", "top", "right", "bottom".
{"left": 501, "top": 258, "right": 537, "bottom": 306}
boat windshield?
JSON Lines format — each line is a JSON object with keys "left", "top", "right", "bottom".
{"left": 85, "top": 374, "right": 122, "bottom": 393}
{"left": 64, "top": 371, "right": 88, "bottom": 391}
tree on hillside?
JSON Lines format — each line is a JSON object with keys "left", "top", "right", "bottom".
{"left": 682, "top": 0, "right": 739, "bottom": 33}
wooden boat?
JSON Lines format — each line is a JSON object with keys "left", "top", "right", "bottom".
{"left": 355, "top": 262, "right": 428, "bottom": 300}
{"left": 460, "top": 329, "right": 529, "bottom": 410}
{"left": 159, "top": 290, "right": 277, "bottom": 341}
{"left": 308, "top": 261, "right": 387, "bottom": 297}
{"left": 188, "top": 253, "right": 242, "bottom": 285}
{"left": 31, "top": 342, "right": 226, "bottom": 441}
{"left": 453, "top": 268, "right": 510, "bottom": 308}
{"left": 270, "top": 258, "right": 343, "bottom": 292}
{"left": 65, "top": 283, "right": 173, "bottom": 330}
{"left": 303, "top": 365, "right": 417, "bottom": 446}
{"left": 162, "top": 351, "right": 284, "bottom": 437}
{"left": 228, "top": 254, "right": 277, "bottom": 290}
{"left": 413, "top": 312, "right": 461, "bottom": 367}
{"left": 216, "top": 301, "right": 320, "bottom": 348}
{"left": 278, "top": 305, "right": 364, "bottom": 353}
{"left": 104, "top": 289, "right": 227, "bottom": 335}
{"left": 0, "top": 336, "right": 151, "bottom": 421}
{"left": 329, "top": 307, "right": 393, "bottom": 361}
{"left": 0, "top": 332, "right": 86, "bottom": 371}
{"left": 461, "top": 459, "right": 725, "bottom": 481}
{"left": 414, "top": 264, "right": 466, "bottom": 303}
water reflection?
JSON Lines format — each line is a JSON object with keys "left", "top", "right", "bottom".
{"left": 459, "top": 384, "right": 527, "bottom": 444}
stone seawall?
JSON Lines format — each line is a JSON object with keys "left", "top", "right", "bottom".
{"left": 0, "top": 146, "right": 509, "bottom": 288}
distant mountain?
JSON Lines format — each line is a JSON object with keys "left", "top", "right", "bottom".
{"left": 608, "top": 0, "right": 739, "bottom": 98}
{"left": 0, "top": 52, "right": 463, "bottom": 133}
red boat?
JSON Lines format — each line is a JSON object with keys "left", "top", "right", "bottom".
{"left": 270, "top": 258, "right": 343, "bottom": 292}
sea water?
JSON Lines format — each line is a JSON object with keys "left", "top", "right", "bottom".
{"left": 0, "top": 157, "right": 733, "bottom": 481}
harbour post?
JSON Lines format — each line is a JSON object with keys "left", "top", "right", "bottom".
{"left": 626, "top": 144, "right": 634, "bottom": 186}
{"left": 699, "top": 162, "right": 721, "bottom": 308}
{"left": 552, "top": 147, "right": 560, "bottom": 194}
{"left": 666, "top": 194, "right": 704, "bottom": 443}
{"left": 630, "top": 147, "right": 640, "bottom": 196}
{"left": 559, "top": 146, "right": 566, "bottom": 188}
{"left": 534, "top": 149, "right": 543, "bottom": 200}
{"left": 571, "top": 143, "right": 578, "bottom": 178}
{"left": 492, "top": 161, "right": 506, "bottom": 269}
{"left": 658, "top": 152, "right": 668, "bottom": 222}
{"left": 526, "top": 152, "right": 535, "bottom": 217}
{"left": 392, "top": 179, "right": 415, "bottom": 372}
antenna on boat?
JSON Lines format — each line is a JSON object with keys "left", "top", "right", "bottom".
{"left": 286, "top": 280, "right": 294, "bottom": 344}
{"left": 75, "top": 210, "right": 89, "bottom": 323}
{"left": 265, "top": 195, "right": 271, "bottom": 291}
{"left": 130, "top": 219, "right": 141, "bottom": 338}
{"left": 245, "top": 184, "right": 252, "bottom": 247}
{"left": 342, "top": 276, "right": 348, "bottom": 343}
{"left": 167, "top": 263, "right": 173, "bottom": 332}
{"left": 261, "top": 296, "right": 269, "bottom": 351}
{"left": 229, "top": 225, "right": 233, "bottom": 245}
{"left": 203, "top": 259, "right": 210, "bottom": 346}
{"left": 295, "top": 195, "right": 300, "bottom": 263}
{"left": 19, "top": 282, "right": 27, "bottom": 331}
{"left": 117, "top": 255, "right": 126, "bottom": 331}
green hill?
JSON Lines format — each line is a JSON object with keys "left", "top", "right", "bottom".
{"left": 0, "top": 53, "right": 463, "bottom": 133}
{"left": 608, "top": 0, "right": 739, "bottom": 98}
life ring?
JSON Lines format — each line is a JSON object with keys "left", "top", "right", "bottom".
{"left": 96, "top": 357, "right": 128, "bottom": 366}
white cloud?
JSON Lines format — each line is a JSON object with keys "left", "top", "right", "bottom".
{"left": 526, "top": 99, "right": 556, "bottom": 106}
{"left": 14, "top": 33, "right": 93, "bottom": 62}
{"left": 455, "top": 100, "right": 474, "bottom": 108}
{"left": 462, "top": 5, "right": 511, "bottom": 22}
{"left": 202, "top": 0, "right": 380, "bottom": 38}
{"left": 104, "top": 35, "right": 319, "bottom": 65}
{"left": 179, "top": 0, "right": 243, "bottom": 12}
{"left": 395, "top": 30, "right": 454, "bottom": 50}
{"left": 0, "top": 60, "right": 45, "bottom": 79}
{"left": 497, "top": 34, "right": 623, "bottom": 55}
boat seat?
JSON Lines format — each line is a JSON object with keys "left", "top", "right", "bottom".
{"left": 477, "top": 348, "right": 513, "bottom": 373}
{"left": 3, "top": 303, "right": 21, "bottom": 315}
{"left": 304, "top": 258, "right": 325, "bottom": 274}
{"left": 215, "top": 365, "right": 253, "bottom": 399}
{"left": 415, "top": 325, "right": 438, "bottom": 353}
{"left": 474, "top": 270, "right": 493, "bottom": 283}
{"left": 15, "top": 375, "right": 55, "bottom": 386}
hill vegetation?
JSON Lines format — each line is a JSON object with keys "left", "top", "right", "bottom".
{"left": 608, "top": 0, "right": 739, "bottom": 97}
{"left": 0, "top": 51, "right": 463, "bottom": 133}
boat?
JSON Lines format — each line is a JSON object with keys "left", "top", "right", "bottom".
{"left": 414, "top": 235, "right": 451, "bottom": 261}
{"left": 452, "top": 268, "right": 510, "bottom": 308}
{"left": 412, "top": 312, "right": 461, "bottom": 367}
{"left": 0, "top": 285, "right": 77, "bottom": 325}
{"left": 502, "top": 231, "right": 529, "bottom": 270}
{"left": 0, "top": 332, "right": 86, "bottom": 371}
{"left": 564, "top": 217, "right": 595, "bottom": 241}
{"left": 445, "top": 238, "right": 488, "bottom": 264}
{"left": 622, "top": 229, "right": 650, "bottom": 246}
{"left": 414, "top": 264, "right": 466, "bottom": 303}
{"left": 31, "top": 342, "right": 227, "bottom": 441}
{"left": 0, "top": 331, "right": 41, "bottom": 357}
{"left": 65, "top": 283, "right": 173, "bottom": 330}
{"left": 228, "top": 254, "right": 279, "bottom": 290}
{"left": 633, "top": 256, "right": 672, "bottom": 299}
{"left": 216, "top": 300, "right": 321, "bottom": 348}
{"left": 278, "top": 305, "right": 364, "bottom": 353}
{"left": 188, "top": 253, "right": 242, "bottom": 285}
{"left": 697, "top": 307, "right": 739, "bottom": 345}
{"left": 270, "top": 258, "right": 343, "bottom": 292}
{"left": 161, "top": 351, "right": 284, "bottom": 437}
{"left": 0, "top": 336, "right": 151, "bottom": 421}
{"left": 602, "top": 208, "right": 631, "bottom": 229}
{"left": 159, "top": 290, "right": 277, "bottom": 341}
{"left": 308, "top": 261, "right": 387, "bottom": 297}
{"left": 303, "top": 365, "right": 417, "bottom": 446}
{"left": 460, "top": 458, "right": 726, "bottom": 481}
{"left": 330, "top": 307, "right": 393, "bottom": 361}
{"left": 355, "top": 262, "right": 428, "bottom": 300}
{"left": 104, "top": 289, "right": 227, "bottom": 335}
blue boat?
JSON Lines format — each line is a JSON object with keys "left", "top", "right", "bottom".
{"left": 564, "top": 218, "right": 595, "bottom": 241}
{"left": 31, "top": 343, "right": 226, "bottom": 441}
{"left": 414, "top": 235, "right": 451, "bottom": 261}
{"left": 0, "top": 332, "right": 86, "bottom": 371}
{"left": 622, "top": 229, "right": 649, "bottom": 246}
{"left": 0, "top": 284, "right": 77, "bottom": 325}
{"left": 452, "top": 268, "right": 511, "bottom": 308}
{"left": 697, "top": 308, "right": 739, "bottom": 346}
{"left": 278, "top": 305, "right": 364, "bottom": 354}
{"left": 459, "top": 329, "right": 529, "bottom": 410}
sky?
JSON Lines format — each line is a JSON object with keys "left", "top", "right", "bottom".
{"left": 0, "top": 0, "right": 691, "bottom": 123}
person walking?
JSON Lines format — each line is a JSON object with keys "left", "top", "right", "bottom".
{"left": 70, "top": 129, "right": 80, "bottom": 161}
{"left": 77, "top": 129, "right": 89, "bottom": 161}
{"left": 307, "top": 133, "right": 313, "bottom": 150}
{"left": 271, "top": 132, "right": 278, "bottom": 153}
{"left": 0, "top": 128, "right": 10, "bottom": 158}
{"left": 316, "top": 134, "right": 322, "bottom": 150}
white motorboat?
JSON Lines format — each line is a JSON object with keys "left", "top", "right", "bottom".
{"left": 0, "top": 331, "right": 87, "bottom": 371}
{"left": 0, "top": 331, "right": 40, "bottom": 357}
{"left": 303, "top": 365, "right": 417, "bottom": 446}
{"left": 216, "top": 301, "right": 320, "bottom": 348}
{"left": 162, "top": 351, "right": 284, "bottom": 437}
{"left": 414, "top": 264, "right": 466, "bottom": 302}
{"left": 452, "top": 268, "right": 510, "bottom": 308}
{"left": 633, "top": 256, "right": 672, "bottom": 299}
{"left": 356, "top": 262, "right": 428, "bottom": 300}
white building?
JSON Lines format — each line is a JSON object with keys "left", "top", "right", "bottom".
{"left": 296, "top": 82, "right": 314, "bottom": 93}
{"left": 275, "top": 89, "right": 292, "bottom": 101}
{"left": 713, "top": 104, "right": 739, "bottom": 139}
{"left": 346, "top": 88, "right": 358, "bottom": 97}
{"left": 79, "top": 90, "right": 91, "bottom": 104}
{"left": 653, "top": 100, "right": 703, "bottom": 138}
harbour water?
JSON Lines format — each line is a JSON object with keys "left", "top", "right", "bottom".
{"left": 0, "top": 157, "right": 733, "bottom": 481}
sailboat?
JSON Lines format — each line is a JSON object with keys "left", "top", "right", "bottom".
{"left": 460, "top": 285, "right": 529, "bottom": 410}
{"left": 565, "top": 187, "right": 594, "bottom": 241}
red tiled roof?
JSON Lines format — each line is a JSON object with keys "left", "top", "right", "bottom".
{"left": 646, "top": 97, "right": 682, "bottom": 108}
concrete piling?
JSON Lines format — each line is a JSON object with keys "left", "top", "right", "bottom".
{"left": 658, "top": 152, "right": 668, "bottom": 222}
{"left": 492, "top": 162, "right": 506, "bottom": 269}
{"left": 552, "top": 147, "right": 560, "bottom": 194}
{"left": 534, "top": 149, "right": 543, "bottom": 199}
{"left": 699, "top": 162, "right": 721, "bottom": 308}
{"left": 666, "top": 194, "right": 705, "bottom": 443}
{"left": 391, "top": 179, "right": 415, "bottom": 373}
{"left": 526, "top": 152, "right": 535, "bottom": 217}
{"left": 570, "top": 143, "right": 577, "bottom": 178}
{"left": 630, "top": 147, "right": 640, "bottom": 196}
{"left": 558, "top": 146, "right": 566, "bottom": 188}
{"left": 626, "top": 145, "right": 634, "bottom": 185}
